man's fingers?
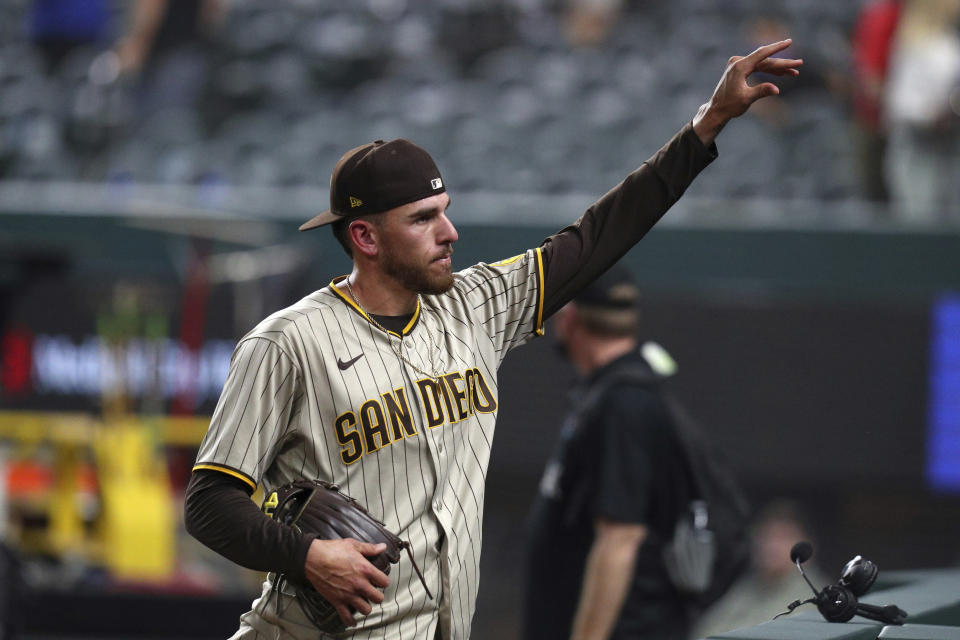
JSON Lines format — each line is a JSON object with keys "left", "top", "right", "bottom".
{"left": 335, "top": 604, "right": 356, "bottom": 627}
{"left": 743, "top": 38, "right": 793, "bottom": 66}
{"left": 756, "top": 57, "right": 803, "bottom": 76}
{"left": 357, "top": 579, "right": 387, "bottom": 603}
{"left": 352, "top": 597, "right": 373, "bottom": 616}
{"left": 366, "top": 565, "right": 391, "bottom": 589}
{"left": 749, "top": 83, "right": 781, "bottom": 102}
{"left": 356, "top": 541, "right": 388, "bottom": 557}
{"left": 348, "top": 540, "right": 391, "bottom": 588}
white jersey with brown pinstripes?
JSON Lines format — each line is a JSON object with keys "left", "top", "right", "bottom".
{"left": 193, "top": 247, "right": 545, "bottom": 640}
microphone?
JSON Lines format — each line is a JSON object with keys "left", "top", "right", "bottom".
{"left": 790, "top": 541, "right": 822, "bottom": 597}
{"left": 790, "top": 541, "right": 813, "bottom": 564}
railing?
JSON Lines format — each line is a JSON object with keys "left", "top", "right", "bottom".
{"left": 3, "top": 180, "right": 960, "bottom": 232}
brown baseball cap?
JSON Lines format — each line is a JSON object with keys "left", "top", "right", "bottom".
{"left": 299, "top": 138, "right": 446, "bottom": 231}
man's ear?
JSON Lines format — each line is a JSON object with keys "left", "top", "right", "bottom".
{"left": 348, "top": 219, "right": 379, "bottom": 258}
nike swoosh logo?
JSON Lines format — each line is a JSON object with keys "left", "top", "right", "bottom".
{"left": 337, "top": 353, "right": 364, "bottom": 370}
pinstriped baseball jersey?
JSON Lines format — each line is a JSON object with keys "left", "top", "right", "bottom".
{"left": 194, "top": 247, "right": 545, "bottom": 639}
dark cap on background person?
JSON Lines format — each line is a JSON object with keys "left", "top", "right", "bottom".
{"left": 574, "top": 264, "right": 640, "bottom": 309}
{"left": 299, "top": 138, "right": 446, "bottom": 231}
{"left": 573, "top": 265, "right": 641, "bottom": 336}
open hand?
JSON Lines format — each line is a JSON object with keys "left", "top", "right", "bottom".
{"left": 693, "top": 39, "right": 803, "bottom": 144}
{"left": 304, "top": 538, "right": 391, "bottom": 627}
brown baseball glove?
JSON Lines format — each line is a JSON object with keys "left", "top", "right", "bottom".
{"left": 262, "top": 479, "right": 432, "bottom": 632}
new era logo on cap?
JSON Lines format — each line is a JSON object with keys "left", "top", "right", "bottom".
{"left": 298, "top": 138, "right": 447, "bottom": 232}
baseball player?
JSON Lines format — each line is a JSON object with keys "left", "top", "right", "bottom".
{"left": 184, "top": 40, "right": 801, "bottom": 640}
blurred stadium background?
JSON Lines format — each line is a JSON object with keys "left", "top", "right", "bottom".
{"left": 1, "top": 0, "right": 959, "bottom": 638}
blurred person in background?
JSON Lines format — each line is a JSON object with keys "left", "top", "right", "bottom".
{"left": 689, "top": 500, "right": 826, "bottom": 639}
{"left": 884, "top": 0, "right": 960, "bottom": 222}
{"left": 563, "top": 0, "right": 624, "bottom": 48}
{"left": 28, "top": 0, "right": 112, "bottom": 73}
{"left": 850, "top": 0, "right": 903, "bottom": 204}
{"left": 524, "top": 266, "right": 700, "bottom": 640}
{"left": 112, "top": 0, "right": 224, "bottom": 127}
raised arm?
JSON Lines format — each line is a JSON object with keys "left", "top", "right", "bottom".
{"left": 541, "top": 40, "right": 802, "bottom": 318}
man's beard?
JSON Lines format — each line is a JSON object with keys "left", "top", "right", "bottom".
{"left": 381, "top": 244, "right": 454, "bottom": 295}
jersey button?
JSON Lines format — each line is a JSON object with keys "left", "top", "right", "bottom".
{"left": 437, "top": 443, "right": 444, "bottom": 453}
{"left": 434, "top": 501, "right": 443, "bottom": 511}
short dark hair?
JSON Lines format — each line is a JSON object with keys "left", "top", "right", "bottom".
{"left": 331, "top": 218, "right": 352, "bottom": 257}
{"left": 576, "top": 306, "right": 640, "bottom": 337}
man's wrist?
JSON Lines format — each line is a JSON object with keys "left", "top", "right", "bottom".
{"left": 293, "top": 533, "right": 319, "bottom": 582}
{"left": 692, "top": 103, "right": 728, "bottom": 147}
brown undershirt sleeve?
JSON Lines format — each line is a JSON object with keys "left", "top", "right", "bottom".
{"left": 539, "top": 122, "right": 718, "bottom": 319}
{"left": 184, "top": 469, "right": 316, "bottom": 583}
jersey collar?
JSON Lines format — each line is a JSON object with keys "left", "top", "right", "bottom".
{"left": 329, "top": 276, "right": 421, "bottom": 337}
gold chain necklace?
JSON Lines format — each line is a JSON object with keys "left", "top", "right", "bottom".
{"left": 343, "top": 279, "right": 444, "bottom": 380}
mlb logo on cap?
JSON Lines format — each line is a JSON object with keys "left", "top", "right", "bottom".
{"left": 431, "top": 178, "right": 443, "bottom": 190}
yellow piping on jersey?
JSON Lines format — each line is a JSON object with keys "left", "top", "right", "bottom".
{"left": 329, "top": 276, "right": 421, "bottom": 337}
{"left": 401, "top": 304, "right": 420, "bottom": 334}
{"left": 491, "top": 254, "right": 523, "bottom": 267}
{"left": 192, "top": 463, "right": 257, "bottom": 491}
{"left": 534, "top": 248, "right": 545, "bottom": 336}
